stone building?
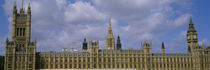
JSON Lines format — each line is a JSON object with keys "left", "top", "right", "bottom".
{"left": 4, "top": 3, "right": 36, "bottom": 70}
{"left": 4, "top": 2, "right": 210, "bottom": 70}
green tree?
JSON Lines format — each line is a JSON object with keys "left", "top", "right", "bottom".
{"left": 0, "top": 56, "right": 4, "bottom": 69}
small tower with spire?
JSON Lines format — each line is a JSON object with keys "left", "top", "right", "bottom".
{"left": 116, "top": 35, "right": 122, "bottom": 50}
{"left": 106, "top": 18, "right": 115, "bottom": 50}
{"left": 187, "top": 17, "right": 199, "bottom": 53}
{"left": 161, "top": 42, "right": 166, "bottom": 54}
{"left": 83, "top": 38, "right": 88, "bottom": 52}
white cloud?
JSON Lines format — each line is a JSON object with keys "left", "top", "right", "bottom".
{"left": 1, "top": 0, "right": 194, "bottom": 53}
{"left": 92, "top": 0, "right": 192, "bottom": 52}
{"left": 56, "top": 0, "right": 67, "bottom": 9}
{"left": 64, "top": 1, "right": 107, "bottom": 24}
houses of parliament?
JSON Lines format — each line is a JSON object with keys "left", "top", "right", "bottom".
{"left": 4, "top": 2, "right": 210, "bottom": 70}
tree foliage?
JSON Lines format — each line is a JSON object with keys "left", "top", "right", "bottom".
{"left": 0, "top": 56, "right": 4, "bottom": 69}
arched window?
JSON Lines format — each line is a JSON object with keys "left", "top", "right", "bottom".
{"left": 23, "top": 28, "right": 25, "bottom": 36}
{"left": 16, "top": 28, "right": 19, "bottom": 36}
{"left": 20, "top": 28, "right": 22, "bottom": 36}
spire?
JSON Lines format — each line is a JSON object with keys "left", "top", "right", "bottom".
{"left": 118, "top": 35, "right": 120, "bottom": 39}
{"left": 161, "top": 41, "right": 166, "bottom": 54}
{"left": 106, "top": 18, "right": 115, "bottom": 50}
{"left": 14, "top": 1, "right": 17, "bottom": 7}
{"left": 190, "top": 17, "right": 193, "bottom": 24}
{"left": 13, "top": 1, "right": 17, "bottom": 9}
{"left": 84, "top": 38, "right": 87, "bottom": 43}
{"left": 108, "top": 18, "right": 113, "bottom": 34}
{"left": 162, "top": 42, "right": 165, "bottom": 49}
{"left": 28, "top": 3, "right": 31, "bottom": 14}
{"left": 117, "top": 35, "right": 121, "bottom": 43}
{"left": 6, "top": 37, "right": 9, "bottom": 43}
{"left": 83, "top": 38, "right": 88, "bottom": 51}
{"left": 28, "top": 2, "right": 31, "bottom": 9}
{"left": 188, "top": 17, "right": 196, "bottom": 32}
{"left": 116, "top": 35, "right": 121, "bottom": 50}
{"left": 109, "top": 17, "right": 111, "bottom": 26}
{"left": 20, "top": 0, "right": 25, "bottom": 14}
{"left": 22, "top": 0, "right": 24, "bottom": 9}
{"left": 13, "top": 1, "right": 17, "bottom": 13}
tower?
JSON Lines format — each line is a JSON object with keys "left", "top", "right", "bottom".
{"left": 141, "top": 40, "right": 152, "bottom": 54}
{"left": 89, "top": 40, "right": 99, "bottom": 54}
{"left": 141, "top": 40, "right": 152, "bottom": 70}
{"left": 161, "top": 42, "right": 166, "bottom": 54}
{"left": 82, "top": 38, "right": 88, "bottom": 52}
{"left": 116, "top": 35, "right": 122, "bottom": 50}
{"left": 106, "top": 18, "right": 115, "bottom": 50}
{"left": 5, "top": 2, "right": 36, "bottom": 70}
{"left": 187, "top": 18, "right": 198, "bottom": 53}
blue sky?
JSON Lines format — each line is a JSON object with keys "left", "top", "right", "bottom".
{"left": 0, "top": 0, "right": 210, "bottom": 55}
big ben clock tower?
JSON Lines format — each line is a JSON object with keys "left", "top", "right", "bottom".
{"left": 186, "top": 18, "right": 198, "bottom": 53}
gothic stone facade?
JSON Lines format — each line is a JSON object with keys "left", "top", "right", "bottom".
{"left": 4, "top": 3, "right": 36, "bottom": 70}
{"left": 5, "top": 2, "right": 210, "bottom": 70}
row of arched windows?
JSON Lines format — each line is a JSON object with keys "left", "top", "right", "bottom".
{"left": 16, "top": 28, "right": 25, "bottom": 36}
{"left": 16, "top": 44, "right": 26, "bottom": 52}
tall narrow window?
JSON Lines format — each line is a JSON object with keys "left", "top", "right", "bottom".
{"left": 20, "top": 28, "right": 22, "bottom": 36}
{"left": 29, "top": 64, "right": 32, "bottom": 68}
{"left": 23, "top": 28, "right": 25, "bottom": 36}
{"left": 29, "top": 57, "right": 33, "bottom": 61}
{"left": 8, "top": 64, "right": 12, "bottom": 68}
{"left": 8, "top": 56, "right": 12, "bottom": 61}
{"left": 109, "top": 39, "right": 112, "bottom": 47}
{"left": 16, "top": 28, "right": 19, "bottom": 36}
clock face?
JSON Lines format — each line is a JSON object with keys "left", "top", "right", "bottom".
{"left": 193, "top": 35, "right": 196, "bottom": 39}
{"left": 187, "top": 36, "right": 191, "bottom": 39}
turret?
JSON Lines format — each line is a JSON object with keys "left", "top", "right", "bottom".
{"left": 89, "top": 40, "right": 99, "bottom": 54}
{"left": 82, "top": 38, "right": 88, "bottom": 52}
{"left": 13, "top": 2, "right": 17, "bottom": 14}
{"left": 187, "top": 17, "right": 198, "bottom": 53}
{"left": 28, "top": 3, "right": 31, "bottom": 14}
{"left": 12, "top": 2, "right": 17, "bottom": 41}
{"left": 116, "top": 35, "right": 122, "bottom": 50}
{"left": 25, "top": 3, "right": 31, "bottom": 42}
{"left": 161, "top": 42, "right": 166, "bottom": 54}
{"left": 27, "top": 3, "right": 31, "bottom": 19}
{"left": 6, "top": 37, "right": 9, "bottom": 44}
{"left": 141, "top": 40, "right": 152, "bottom": 54}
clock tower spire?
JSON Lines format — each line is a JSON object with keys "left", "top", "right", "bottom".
{"left": 187, "top": 17, "right": 198, "bottom": 53}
